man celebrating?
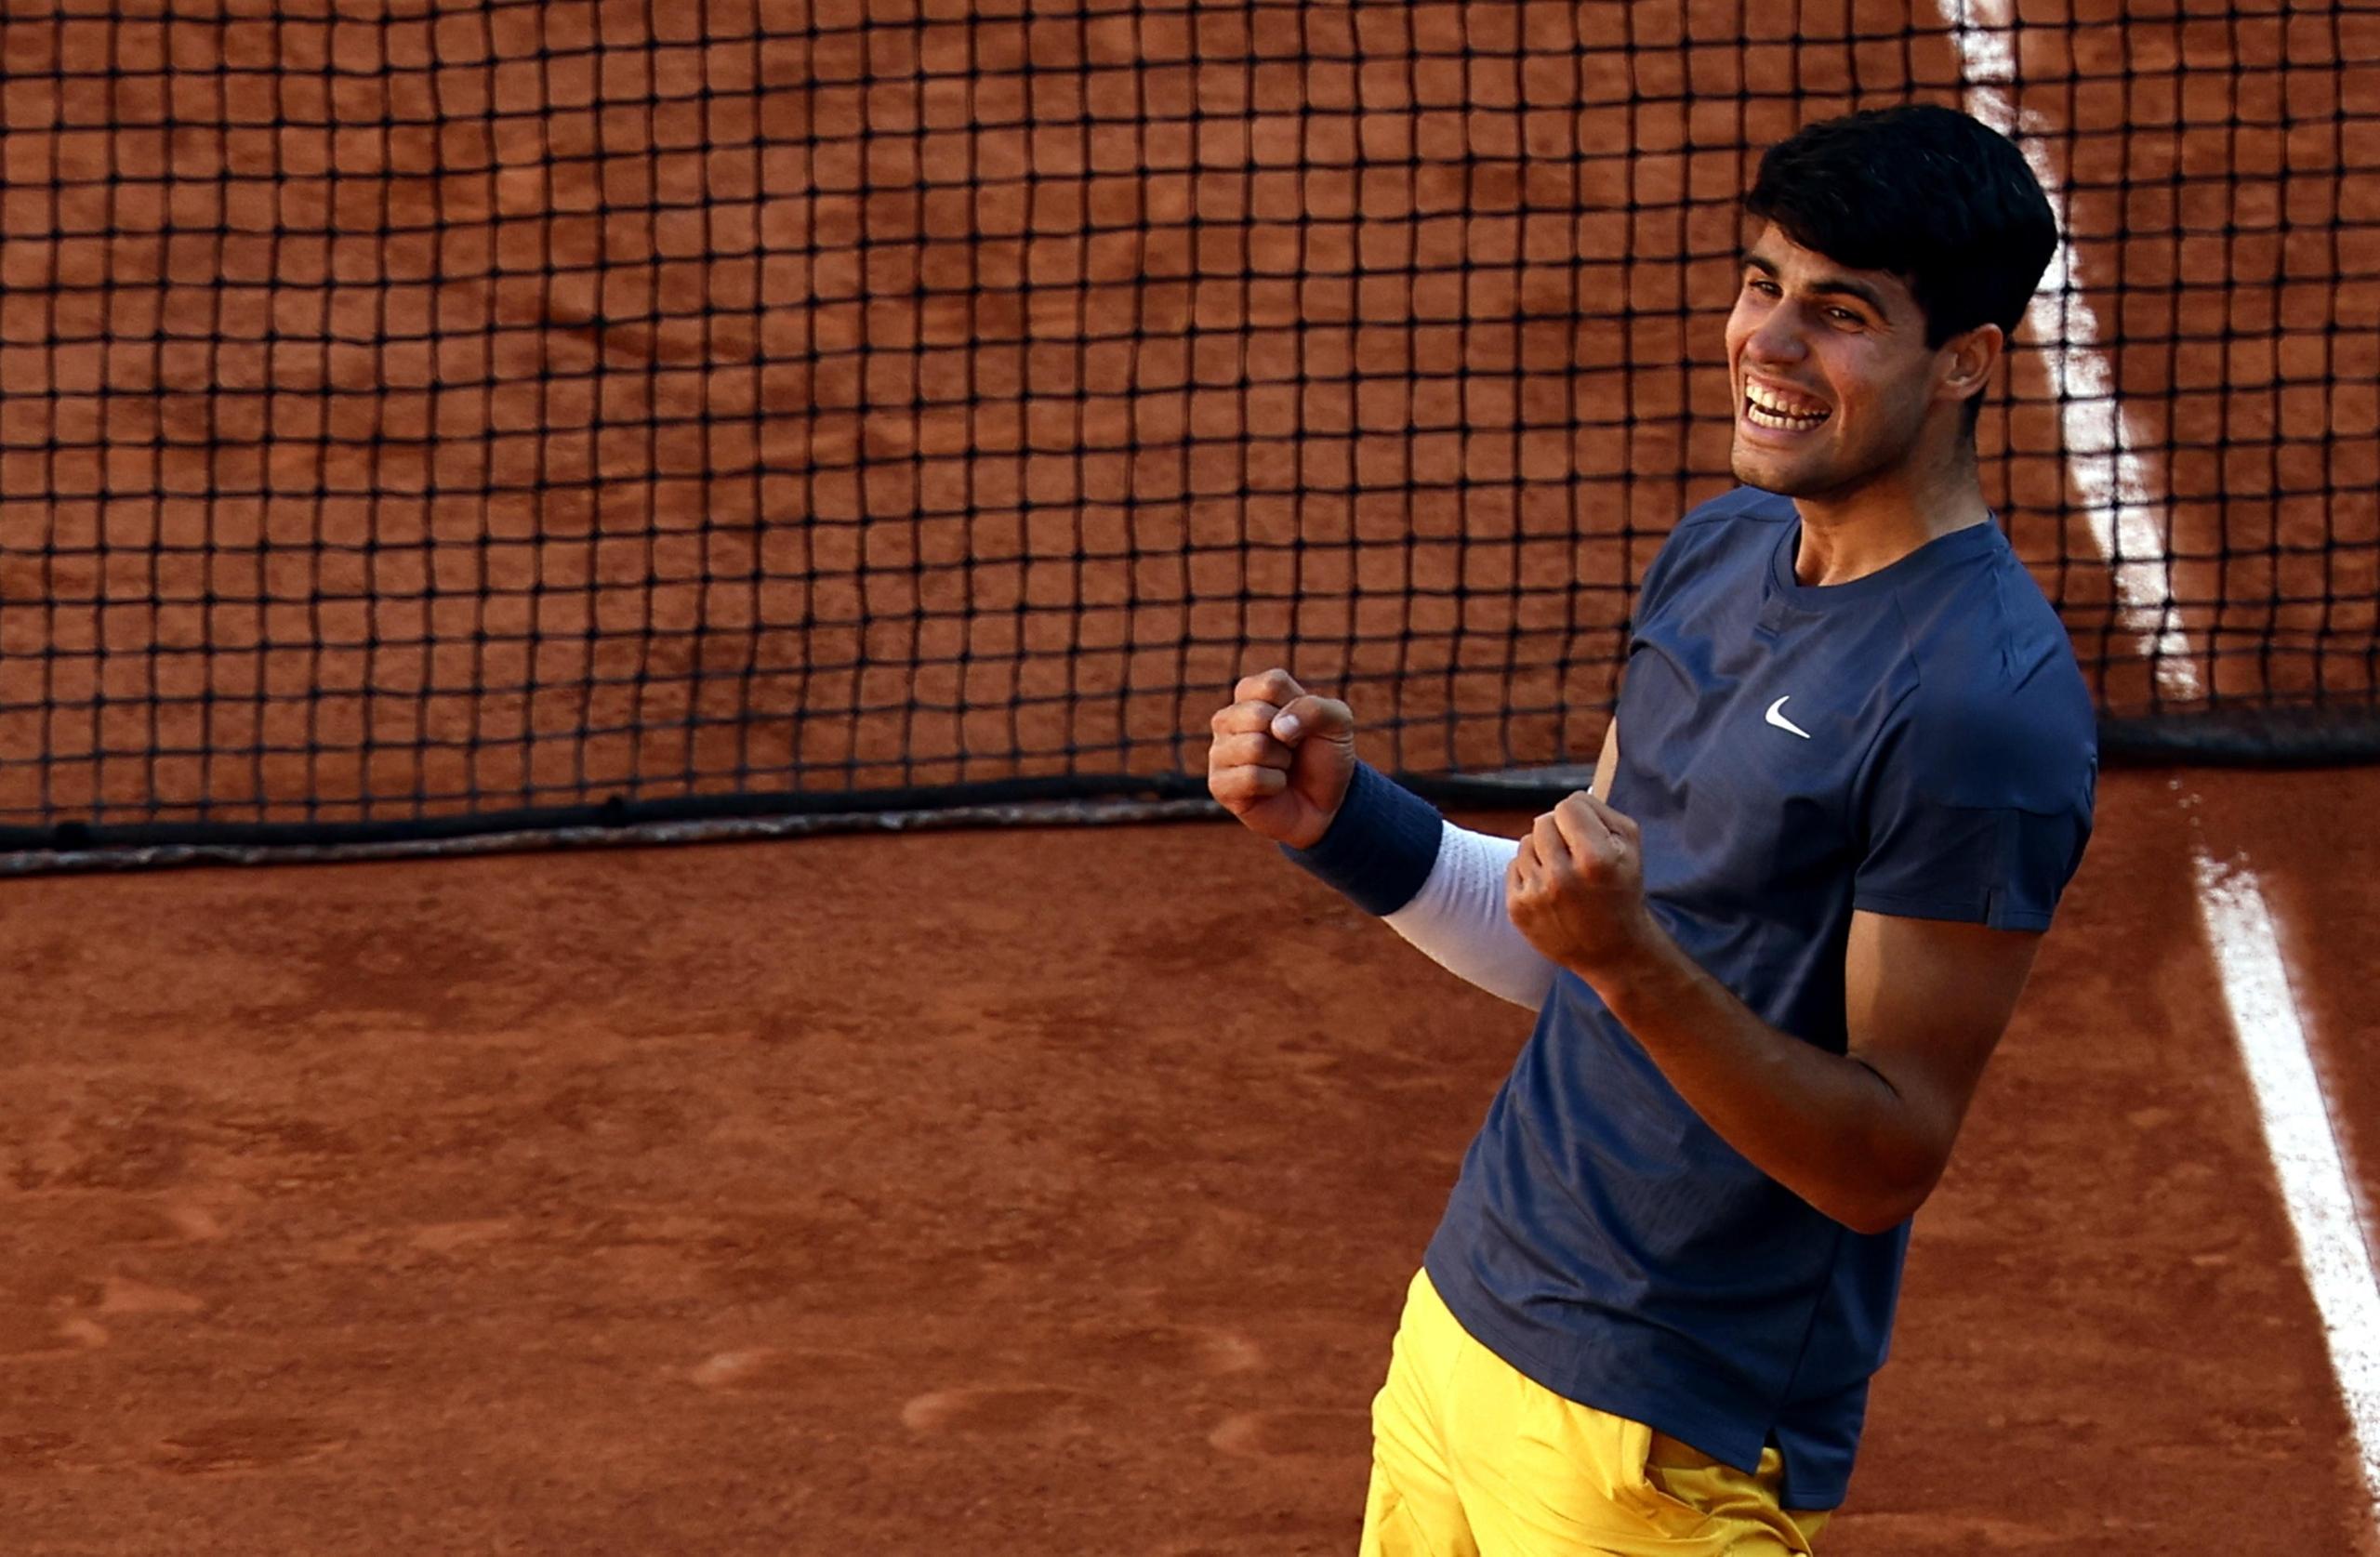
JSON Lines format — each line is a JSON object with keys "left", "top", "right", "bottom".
{"left": 1208, "top": 106, "right": 2097, "bottom": 1554}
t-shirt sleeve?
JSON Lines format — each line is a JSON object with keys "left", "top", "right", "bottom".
{"left": 1851, "top": 693, "right": 2096, "bottom": 932}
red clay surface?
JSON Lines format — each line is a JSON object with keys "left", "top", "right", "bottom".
{"left": 2, "top": 764, "right": 2374, "bottom": 1554}
{"left": 2193, "top": 766, "right": 2380, "bottom": 1278}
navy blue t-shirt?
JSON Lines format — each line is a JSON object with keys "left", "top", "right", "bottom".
{"left": 1290, "top": 487, "right": 2096, "bottom": 1510}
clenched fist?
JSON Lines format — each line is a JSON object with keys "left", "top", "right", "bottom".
{"left": 1506, "top": 790, "right": 1660, "bottom": 983}
{"left": 1206, "top": 668, "right": 1357, "bottom": 850}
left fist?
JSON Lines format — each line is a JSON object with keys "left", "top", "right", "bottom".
{"left": 1505, "top": 791, "right": 1659, "bottom": 983}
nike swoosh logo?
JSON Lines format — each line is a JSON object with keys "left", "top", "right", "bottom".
{"left": 1765, "top": 695, "right": 1812, "bottom": 739}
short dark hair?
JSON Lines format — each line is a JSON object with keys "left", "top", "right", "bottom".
{"left": 1744, "top": 104, "right": 2057, "bottom": 350}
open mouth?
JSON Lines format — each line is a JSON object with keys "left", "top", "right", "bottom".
{"left": 1742, "top": 380, "right": 1831, "bottom": 433}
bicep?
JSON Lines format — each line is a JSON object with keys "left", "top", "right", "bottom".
{"left": 1844, "top": 909, "right": 2043, "bottom": 1163}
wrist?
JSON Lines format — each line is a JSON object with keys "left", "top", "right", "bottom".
{"left": 1283, "top": 799, "right": 1340, "bottom": 851}
{"left": 1570, "top": 911, "right": 1677, "bottom": 1009}
{"left": 1280, "top": 763, "right": 1443, "bottom": 917}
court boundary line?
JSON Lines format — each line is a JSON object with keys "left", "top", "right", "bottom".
{"left": 1946, "top": 0, "right": 2380, "bottom": 1521}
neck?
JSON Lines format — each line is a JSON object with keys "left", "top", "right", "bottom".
{"left": 1790, "top": 436, "right": 1990, "bottom": 587}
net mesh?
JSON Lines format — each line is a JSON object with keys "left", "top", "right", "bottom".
{"left": 1, "top": 1, "right": 2374, "bottom": 861}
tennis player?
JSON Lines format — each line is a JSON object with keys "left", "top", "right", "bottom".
{"left": 1207, "top": 105, "right": 2096, "bottom": 1553}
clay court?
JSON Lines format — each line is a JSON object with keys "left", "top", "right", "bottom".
{"left": 0, "top": 1, "right": 2374, "bottom": 1552}
{"left": 3, "top": 767, "right": 2378, "bottom": 1554}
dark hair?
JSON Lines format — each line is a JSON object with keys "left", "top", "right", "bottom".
{"left": 1744, "top": 105, "right": 2057, "bottom": 350}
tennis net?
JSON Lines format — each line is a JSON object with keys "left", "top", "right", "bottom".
{"left": 1, "top": 1, "right": 2373, "bottom": 866}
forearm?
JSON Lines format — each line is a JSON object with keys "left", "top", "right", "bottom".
{"left": 1283, "top": 766, "right": 1554, "bottom": 1009}
{"left": 1385, "top": 825, "right": 1555, "bottom": 1009}
{"left": 1588, "top": 933, "right": 1941, "bottom": 1234}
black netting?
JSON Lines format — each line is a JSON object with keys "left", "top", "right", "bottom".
{"left": 1, "top": 2, "right": 2373, "bottom": 867}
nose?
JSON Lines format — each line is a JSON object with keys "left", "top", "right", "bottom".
{"left": 1742, "top": 302, "right": 1806, "bottom": 368}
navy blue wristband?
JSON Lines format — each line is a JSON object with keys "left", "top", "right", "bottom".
{"left": 1280, "top": 762, "right": 1443, "bottom": 916}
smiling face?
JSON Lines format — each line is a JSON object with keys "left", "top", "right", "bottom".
{"left": 1725, "top": 226, "right": 1988, "bottom": 507}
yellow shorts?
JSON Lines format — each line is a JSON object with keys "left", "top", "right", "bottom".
{"left": 1361, "top": 1270, "right": 1831, "bottom": 1557}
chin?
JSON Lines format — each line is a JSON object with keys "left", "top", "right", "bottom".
{"left": 1732, "top": 439, "right": 1858, "bottom": 501}
{"left": 1730, "top": 448, "right": 1807, "bottom": 496}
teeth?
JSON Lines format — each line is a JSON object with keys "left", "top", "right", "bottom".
{"left": 1743, "top": 381, "right": 1829, "bottom": 430}
{"left": 1746, "top": 382, "right": 1827, "bottom": 418}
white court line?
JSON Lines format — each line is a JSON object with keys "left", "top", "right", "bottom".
{"left": 2197, "top": 853, "right": 2380, "bottom": 1496}
{"left": 1944, "top": 0, "right": 2380, "bottom": 1518}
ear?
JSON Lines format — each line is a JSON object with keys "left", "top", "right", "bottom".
{"left": 1935, "top": 322, "right": 2004, "bottom": 405}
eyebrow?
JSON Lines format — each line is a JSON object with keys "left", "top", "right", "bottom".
{"left": 1741, "top": 251, "right": 1891, "bottom": 318}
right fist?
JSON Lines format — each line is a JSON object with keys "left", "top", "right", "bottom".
{"left": 1206, "top": 668, "right": 1357, "bottom": 850}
